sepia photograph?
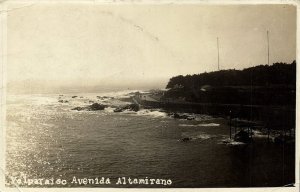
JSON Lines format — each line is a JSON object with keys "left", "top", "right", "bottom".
{"left": 0, "top": 0, "right": 298, "bottom": 190}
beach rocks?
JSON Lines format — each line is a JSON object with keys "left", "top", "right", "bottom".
{"left": 234, "top": 130, "right": 252, "bottom": 143}
{"left": 170, "top": 113, "right": 195, "bottom": 120}
{"left": 179, "top": 137, "right": 192, "bottom": 142}
{"left": 72, "top": 107, "right": 85, "bottom": 111}
{"left": 58, "top": 100, "right": 69, "bottom": 103}
{"left": 72, "top": 103, "right": 106, "bottom": 111}
{"left": 113, "top": 104, "right": 139, "bottom": 112}
{"left": 89, "top": 103, "right": 106, "bottom": 110}
{"left": 113, "top": 108, "right": 123, "bottom": 113}
{"left": 72, "top": 96, "right": 78, "bottom": 98}
{"left": 97, "top": 96, "right": 114, "bottom": 100}
{"left": 274, "top": 134, "right": 294, "bottom": 144}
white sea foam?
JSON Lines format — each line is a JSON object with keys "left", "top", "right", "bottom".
{"left": 220, "top": 138, "right": 246, "bottom": 145}
{"left": 104, "top": 107, "right": 116, "bottom": 113}
{"left": 179, "top": 123, "right": 220, "bottom": 127}
{"left": 227, "top": 141, "right": 245, "bottom": 145}
{"left": 199, "top": 123, "right": 220, "bottom": 127}
{"left": 251, "top": 130, "right": 269, "bottom": 138}
{"left": 194, "top": 114, "right": 214, "bottom": 121}
{"left": 77, "top": 90, "right": 146, "bottom": 99}
{"left": 195, "top": 134, "right": 211, "bottom": 140}
{"left": 136, "top": 109, "right": 168, "bottom": 118}
{"left": 181, "top": 131, "right": 213, "bottom": 141}
{"left": 119, "top": 110, "right": 137, "bottom": 114}
{"left": 179, "top": 124, "right": 198, "bottom": 127}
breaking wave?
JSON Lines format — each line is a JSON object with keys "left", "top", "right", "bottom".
{"left": 136, "top": 109, "right": 168, "bottom": 118}
{"left": 219, "top": 138, "right": 246, "bottom": 145}
{"left": 181, "top": 131, "right": 214, "bottom": 141}
{"left": 179, "top": 123, "right": 220, "bottom": 127}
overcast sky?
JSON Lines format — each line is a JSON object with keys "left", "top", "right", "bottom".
{"left": 6, "top": 3, "right": 296, "bottom": 93}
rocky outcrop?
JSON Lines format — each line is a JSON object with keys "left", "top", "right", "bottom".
{"left": 72, "top": 103, "right": 106, "bottom": 111}
{"left": 113, "top": 108, "right": 123, "bottom": 112}
{"left": 58, "top": 100, "right": 69, "bottom": 103}
{"left": 72, "top": 107, "right": 84, "bottom": 111}
{"left": 274, "top": 134, "right": 294, "bottom": 144}
{"left": 179, "top": 137, "right": 192, "bottom": 142}
{"left": 89, "top": 103, "right": 106, "bottom": 110}
{"left": 169, "top": 113, "right": 195, "bottom": 120}
{"left": 97, "top": 96, "right": 115, "bottom": 100}
{"left": 234, "top": 130, "right": 252, "bottom": 143}
{"left": 113, "top": 104, "right": 139, "bottom": 112}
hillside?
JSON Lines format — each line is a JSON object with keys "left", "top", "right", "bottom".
{"left": 164, "top": 61, "right": 296, "bottom": 106}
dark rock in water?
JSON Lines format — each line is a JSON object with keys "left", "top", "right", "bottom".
{"left": 125, "top": 104, "right": 139, "bottom": 112}
{"left": 173, "top": 113, "right": 188, "bottom": 119}
{"left": 89, "top": 100, "right": 94, "bottom": 103}
{"left": 114, "top": 108, "right": 123, "bottom": 112}
{"left": 173, "top": 113, "right": 194, "bottom": 120}
{"left": 274, "top": 134, "right": 294, "bottom": 144}
{"left": 72, "top": 103, "right": 106, "bottom": 111}
{"left": 187, "top": 116, "right": 195, "bottom": 120}
{"left": 58, "top": 100, "right": 68, "bottom": 103}
{"left": 118, "top": 97, "right": 133, "bottom": 102}
{"left": 222, "top": 140, "right": 231, "bottom": 144}
{"left": 179, "top": 137, "right": 192, "bottom": 142}
{"left": 234, "top": 130, "right": 252, "bottom": 143}
{"left": 97, "top": 96, "right": 113, "bottom": 100}
{"left": 113, "top": 103, "right": 139, "bottom": 112}
{"left": 274, "top": 135, "right": 284, "bottom": 144}
{"left": 173, "top": 113, "right": 180, "bottom": 118}
{"left": 72, "top": 107, "right": 84, "bottom": 111}
{"left": 88, "top": 103, "right": 106, "bottom": 111}
{"left": 72, "top": 96, "right": 77, "bottom": 98}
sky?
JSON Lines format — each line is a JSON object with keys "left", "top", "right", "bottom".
{"left": 6, "top": 3, "right": 297, "bottom": 93}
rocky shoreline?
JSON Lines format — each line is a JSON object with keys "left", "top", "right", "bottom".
{"left": 59, "top": 93, "right": 295, "bottom": 145}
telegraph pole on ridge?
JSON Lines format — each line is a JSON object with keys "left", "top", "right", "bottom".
{"left": 217, "top": 37, "right": 220, "bottom": 71}
{"left": 267, "top": 30, "right": 270, "bottom": 65}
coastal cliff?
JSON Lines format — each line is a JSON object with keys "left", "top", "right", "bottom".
{"left": 135, "top": 61, "right": 296, "bottom": 132}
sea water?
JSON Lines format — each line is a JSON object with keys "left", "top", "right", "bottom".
{"left": 5, "top": 91, "right": 295, "bottom": 187}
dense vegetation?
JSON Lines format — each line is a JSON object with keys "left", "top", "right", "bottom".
{"left": 164, "top": 61, "right": 296, "bottom": 106}
{"left": 166, "top": 61, "right": 296, "bottom": 89}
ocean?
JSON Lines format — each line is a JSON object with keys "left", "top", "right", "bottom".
{"left": 5, "top": 91, "right": 295, "bottom": 187}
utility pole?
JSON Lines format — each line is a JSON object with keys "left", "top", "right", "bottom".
{"left": 217, "top": 37, "right": 220, "bottom": 70}
{"left": 267, "top": 30, "right": 270, "bottom": 65}
{"left": 267, "top": 30, "right": 270, "bottom": 141}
